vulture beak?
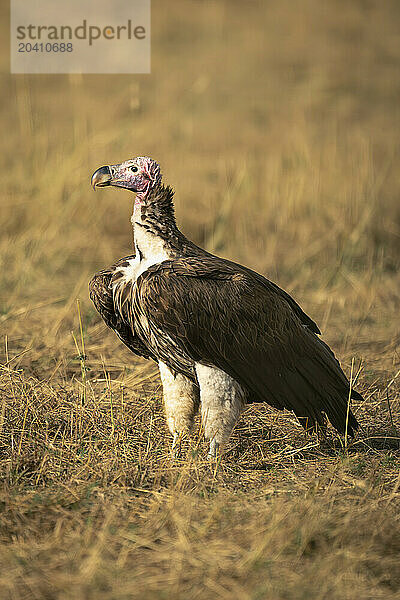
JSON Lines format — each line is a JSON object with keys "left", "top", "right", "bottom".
{"left": 91, "top": 166, "right": 112, "bottom": 190}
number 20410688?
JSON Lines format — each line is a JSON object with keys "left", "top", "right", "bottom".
{"left": 18, "top": 43, "right": 73, "bottom": 52}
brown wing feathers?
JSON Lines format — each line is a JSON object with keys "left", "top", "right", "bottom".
{"left": 89, "top": 260, "right": 156, "bottom": 361}
{"left": 132, "top": 257, "right": 359, "bottom": 436}
{"left": 89, "top": 252, "right": 360, "bottom": 436}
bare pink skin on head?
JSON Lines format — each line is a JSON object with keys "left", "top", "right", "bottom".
{"left": 105, "top": 156, "right": 162, "bottom": 213}
{"left": 91, "top": 156, "right": 169, "bottom": 225}
{"left": 134, "top": 157, "right": 162, "bottom": 211}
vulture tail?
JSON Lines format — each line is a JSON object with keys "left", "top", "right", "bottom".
{"left": 351, "top": 389, "right": 364, "bottom": 402}
{"left": 294, "top": 344, "right": 361, "bottom": 437}
{"left": 239, "top": 332, "right": 362, "bottom": 438}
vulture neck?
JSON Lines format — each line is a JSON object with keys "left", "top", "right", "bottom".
{"left": 131, "top": 184, "right": 181, "bottom": 256}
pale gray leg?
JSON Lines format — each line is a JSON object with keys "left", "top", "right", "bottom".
{"left": 158, "top": 362, "right": 200, "bottom": 452}
{"left": 195, "top": 364, "right": 246, "bottom": 457}
{"left": 208, "top": 438, "right": 220, "bottom": 460}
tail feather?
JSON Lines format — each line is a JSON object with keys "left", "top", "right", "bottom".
{"left": 351, "top": 389, "right": 364, "bottom": 402}
{"left": 298, "top": 354, "right": 360, "bottom": 436}
{"left": 243, "top": 335, "right": 362, "bottom": 438}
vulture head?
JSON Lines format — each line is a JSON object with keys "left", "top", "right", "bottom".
{"left": 91, "top": 157, "right": 162, "bottom": 195}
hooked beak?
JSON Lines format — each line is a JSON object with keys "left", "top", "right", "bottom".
{"left": 91, "top": 166, "right": 112, "bottom": 190}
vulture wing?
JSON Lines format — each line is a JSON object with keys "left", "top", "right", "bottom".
{"left": 131, "top": 256, "right": 360, "bottom": 435}
{"left": 217, "top": 257, "right": 321, "bottom": 334}
{"left": 89, "top": 258, "right": 156, "bottom": 361}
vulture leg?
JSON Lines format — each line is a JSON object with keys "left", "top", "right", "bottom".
{"left": 195, "top": 364, "right": 246, "bottom": 456}
{"left": 158, "top": 362, "right": 200, "bottom": 453}
{"left": 172, "top": 432, "right": 181, "bottom": 454}
{"left": 208, "top": 438, "right": 219, "bottom": 459}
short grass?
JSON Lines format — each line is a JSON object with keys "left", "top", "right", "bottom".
{"left": 1, "top": 1, "right": 400, "bottom": 598}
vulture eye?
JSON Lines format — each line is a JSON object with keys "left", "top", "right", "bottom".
{"left": 130, "top": 166, "right": 139, "bottom": 173}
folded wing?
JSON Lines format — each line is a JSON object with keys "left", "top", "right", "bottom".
{"left": 129, "top": 256, "right": 360, "bottom": 436}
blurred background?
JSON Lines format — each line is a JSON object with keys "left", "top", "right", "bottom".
{"left": 0, "top": 0, "right": 399, "bottom": 384}
{"left": 1, "top": 3, "right": 400, "bottom": 597}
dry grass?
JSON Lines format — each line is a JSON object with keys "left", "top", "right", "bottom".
{"left": 1, "top": 0, "right": 400, "bottom": 598}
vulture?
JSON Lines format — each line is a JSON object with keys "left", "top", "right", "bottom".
{"left": 89, "top": 156, "right": 361, "bottom": 457}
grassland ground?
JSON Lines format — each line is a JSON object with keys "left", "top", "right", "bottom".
{"left": 1, "top": 1, "right": 400, "bottom": 598}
